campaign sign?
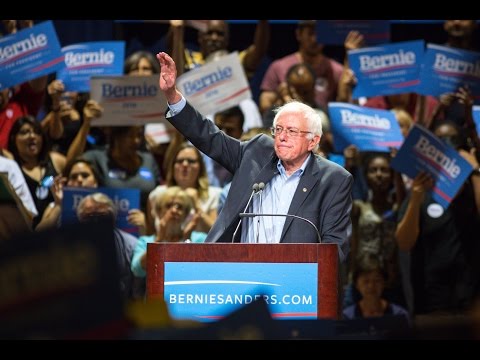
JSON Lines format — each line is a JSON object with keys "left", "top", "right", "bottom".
{"left": 0, "top": 21, "right": 64, "bottom": 90}
{"left": 349, "top": 40, "right": 424, "bottom": 99}
{"left": 177, "top": 51, "right": 252, "bottom": 116}
{"left": 390, "top": 124, "right": 473, "bottom": 209}
{"left": 419, "top": 44, "right": 480, "bottom": 103}
{"left": 473, "top": 106, "right": 480, "bottom": 130}
{"left": 164, "top": 262, "right": 317, "bottom": 322}
{"left": 56, "top": 41, "right": 125, "bottom": 92}
{"left": 61, "top": 186, "right": 140, "bottom": 235}
{"left": 90, "top": 74, "right": 170, "bottom": 127}
{"left": 328, "top": 102, "right": 403, "bottom": 152}
{"left": 316, "top": 20, "right": 390, "bottom": 46}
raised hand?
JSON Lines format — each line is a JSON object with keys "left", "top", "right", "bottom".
{"left": 456, "top": 86, "right": 473, "bottom": 108}
{"left": 47, "top": 79, "right": 64, "bottom": 110}
{"left": 83, "top": 100, "right": 103, "bottom": 121}
{"left": 50, "top": 175, "right": 67, "bottom": 206}
{"left": 156, "top": 52, "right": 177, "bottom": 89}
{"left": 127, "top": 209, "right": 146, "bottom": 234}
{"left": 344, "top": 30, "right": 365, "bottom": 51}
{"left": 411, "top": 171, "right": 434, "bottom": 195}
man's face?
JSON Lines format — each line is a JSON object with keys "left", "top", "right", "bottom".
{"left": 444, "top": 20, "right": 477, "bottom": 38}
{"left": 296, "top": 25, "right": 323, "bottom": 57}
{"left": 273, "top": 111, "right": 319, "bottom": 167}
{"left": 199, "top": 20, "right": 229, "bottom": 58}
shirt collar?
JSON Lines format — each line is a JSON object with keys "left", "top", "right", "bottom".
{"left": 276, "top": 153, "right": 311, "bottom": 177}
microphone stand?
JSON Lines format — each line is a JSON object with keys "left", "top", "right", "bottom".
{"left": 255, "top": 182, "right": 265, "bottom": 244}
{"left": 231, "top": 184, "right": 259, "bottom": 243}
{"left": 239, "top": 213, "right": 322, "bottom": 243}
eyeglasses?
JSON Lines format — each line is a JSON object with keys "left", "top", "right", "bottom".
{"left": 270, "top": 126, "right": 312, "bottom": 137}
{"left": 175, "top": 158, "right": 199, "bottom": 165}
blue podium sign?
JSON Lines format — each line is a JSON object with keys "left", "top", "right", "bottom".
{"left": 164, "top": 262, "right": 318, "bottom": 322}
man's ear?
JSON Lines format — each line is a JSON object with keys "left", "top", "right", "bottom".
{"left": 309, "top": 135, "right": 321, "bottom": 151}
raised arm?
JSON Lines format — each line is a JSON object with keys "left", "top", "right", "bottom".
{"left": 65, "top": 100, "right": 103, "bottom": 167}
{"left": 40, "top": 80, "right": 65, "bottom": 140}
{"left": 242, "top": 20, "right": 270, "bottom": 76}
{"left": 395, "top": 172, "right": 433, "bottom": 251}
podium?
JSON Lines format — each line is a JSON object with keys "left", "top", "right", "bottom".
{"left": 146, "top": 243, "right": 340, "bottom": 321}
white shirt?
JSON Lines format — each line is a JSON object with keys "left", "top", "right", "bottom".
{"left": 241, "top": 154, "right": 311, "bottom": 244}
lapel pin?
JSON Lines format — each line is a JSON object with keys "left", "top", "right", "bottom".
{"left": 303, "top": 187, "right": 307, "bottom": 192}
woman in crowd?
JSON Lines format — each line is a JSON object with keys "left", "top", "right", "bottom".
{"left": 36, "top": 157, "right": 100, "bottom": 231}
{"left": 131, "top": 186, "right": 206, "bottom": 278}
{"left": 147, "top": 143, "right": 221, "bottom": 235}
{"left": 7, "top": 116, "right": 66, "bottom": 228}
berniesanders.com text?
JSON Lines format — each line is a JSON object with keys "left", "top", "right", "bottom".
{"left": 169, "top": 293, "right": 313, "bottom": 305}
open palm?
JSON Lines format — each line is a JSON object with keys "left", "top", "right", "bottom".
{"left": 156, "top": 52, "right": 177, "bottom": 91}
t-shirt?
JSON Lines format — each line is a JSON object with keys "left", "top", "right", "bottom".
{"left": 0, "top": 83, "right": 45, "bottom": 149}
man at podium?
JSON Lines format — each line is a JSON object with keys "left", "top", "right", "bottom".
{"left": 156, "top": 52, "right": 353, "bottom": 262}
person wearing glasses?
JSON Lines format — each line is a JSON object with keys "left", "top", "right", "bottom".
{"left": 147, "top": 143, "right": 221, "bottom": 235}
{"left": 156, "top": 52, "right": 353, "bottom": 262}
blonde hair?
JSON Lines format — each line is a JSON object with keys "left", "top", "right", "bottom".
{"left": 154, "top": 186, "right": 194, "bottom": 217}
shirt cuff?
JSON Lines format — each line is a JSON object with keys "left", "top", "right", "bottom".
{"left": 166, "top": 95, "right": 187, "bottom": 117}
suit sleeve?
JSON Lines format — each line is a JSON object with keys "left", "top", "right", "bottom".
{"left": 320, "top": 172, "right": 353, "bottom": 263}
{"left": 167, "top": 102, "right": 243, "bottom": 174}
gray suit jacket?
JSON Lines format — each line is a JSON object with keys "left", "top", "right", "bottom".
{"left": 167, "top": 102, "right": 353, "bottom": 261}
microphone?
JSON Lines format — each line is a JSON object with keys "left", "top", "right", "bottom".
{"left": 231, "top": 183, "right": 260, "bottom": 243}
{"left": 239, "top": 213, "right": 322, "bottom": 243}
{"left": 257, "top": 182, "right": 265, "bottom": 192}
{"left": 255, "top": 182, "right": 265, "bottom": 244}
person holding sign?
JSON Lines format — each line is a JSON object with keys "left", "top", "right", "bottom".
{"left": 156, "top": 52, "right": 353, "bottom": 261}
{"left": 395, "top": 120, "right": 480, "bottom": 317}
{"left": 0, "top": 20, "right": 48, "bottom": 150}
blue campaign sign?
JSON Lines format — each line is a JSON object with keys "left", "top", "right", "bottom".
{"left": 164, "top": 262, "right": 318, "bottom": 322}
{"left": 419, "top": 44, "right": 480, "bottom": 104}
{"left": 328, "top": 102, "right": 403, "bottom": 152}
{"left": 390, "top": 125, "right": 473, "bottom": 209}
{"left": 349, "top": 40, "right": 424, "bottom": 99}
{"left": 0, "top": 21, "right": 64, "bottom": 90}
{"left": 473, "top": 106, "right": 480, "bottom": 130}
{"left": 61, "top": 186, "right": 140, "bottom": 235}
{"left": 56, "top": 41, "right": 125, "bottom": 92}
{"left": 316, "top": 20, "right": 390, "bottom": 46}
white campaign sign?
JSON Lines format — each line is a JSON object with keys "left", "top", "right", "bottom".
{"left": 90, "top": 74, "right": 170, "bottom": 128}
{"left": 177, "top": 51, "right": 252, "bottom": 116}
